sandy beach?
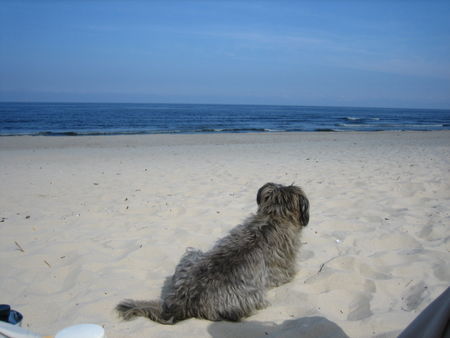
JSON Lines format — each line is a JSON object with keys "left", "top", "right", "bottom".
{"left": 0, "top": 131, "right": 449, "bottom": 338}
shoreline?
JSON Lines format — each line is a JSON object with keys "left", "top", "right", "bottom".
{"left": 1, "top": 130, "right": 449, "bottom": 150}
{"left": 1, "top": 130, "right": 449, "bottom": 337}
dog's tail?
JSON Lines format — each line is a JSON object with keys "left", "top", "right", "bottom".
{"left": 116, "top": 299, "right": 175, "bottom": 324}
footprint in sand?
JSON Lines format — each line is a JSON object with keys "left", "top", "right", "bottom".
{"left": 416, "top": 222, "right": 448, "bottom": 241}
{"left": 355, "top": 232, "right": 422, "bottom": 254}
{"left": 433, "top": 261, "right": 450, "bottom": 281}
{"left": 401, "top": 281, "right": 429, "bottom": 311}
{"left": 316, "top": 289, "right": 373, "bottom": 321}
{"left": 347, "top": 294, "right": 373, "bottom": 321}
{"left": 324, "top": 256, "right": 392, "bottom": 280}
{"left": 304, "top": 266, "right": 376, "bottom": 295}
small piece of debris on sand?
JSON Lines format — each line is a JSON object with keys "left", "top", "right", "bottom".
{"left": 15, "top": 241, "right": 25, "bottom": 252}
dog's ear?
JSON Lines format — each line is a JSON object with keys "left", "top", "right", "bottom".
{"left": 298, "top": 194, "right": 310, "bottom": 226}
{"left": 257, "top": 183, "right": 276, "bottom": 205}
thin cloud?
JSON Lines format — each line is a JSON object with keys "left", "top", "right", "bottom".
{"left": 348, "top": 57, "right": 450, "bottom": 80}
{"left": 201, "top": 30, "right": 325, "bottom": 46}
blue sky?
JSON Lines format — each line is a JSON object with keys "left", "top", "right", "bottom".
{"left": 1, "top": 1, "right": 449, "bottom": 108}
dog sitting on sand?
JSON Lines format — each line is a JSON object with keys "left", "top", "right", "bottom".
{"left": 116, "top": 183, "right": 309, "bottom": 324}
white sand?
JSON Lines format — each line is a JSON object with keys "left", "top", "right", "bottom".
{"left": 0, "top": 131, "right": 449, "bottom": 338}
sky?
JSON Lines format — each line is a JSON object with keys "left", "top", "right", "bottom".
{"left": 1, "top": 1, "right": 450, "bottom": 109}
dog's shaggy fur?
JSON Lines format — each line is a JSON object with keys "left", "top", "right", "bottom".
{"left": 116, "top": 183, "right": 309, "bottom": 324}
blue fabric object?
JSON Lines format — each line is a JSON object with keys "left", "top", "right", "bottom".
{"left": 0, "top": 304, "right": 22, "bottom": 325}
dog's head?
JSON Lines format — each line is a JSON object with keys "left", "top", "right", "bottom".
{"left": 256, "top": 183, "right": 309, "bottom": 226}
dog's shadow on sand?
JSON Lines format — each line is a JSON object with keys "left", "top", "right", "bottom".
{"left": 207, "top": 316, "right": 349, "bottom": 338}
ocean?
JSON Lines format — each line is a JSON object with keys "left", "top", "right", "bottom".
{"left": 1, "top": 102, "right": 449, "bottom": 136}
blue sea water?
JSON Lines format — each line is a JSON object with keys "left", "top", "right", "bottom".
{"left": 0, "top": 102, "right": 449, "bottom": 136}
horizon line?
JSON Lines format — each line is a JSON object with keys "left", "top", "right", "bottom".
{"left": 1, "top": 100, "right": 449, "bottom": 111}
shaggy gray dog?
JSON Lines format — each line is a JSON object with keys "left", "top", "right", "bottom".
{"left": 116, "top": 183, "right": 309, "bottom": 324}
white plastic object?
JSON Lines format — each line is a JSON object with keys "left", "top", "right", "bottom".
{"left": 55, "top": 324, "right": 105, "bottom": 338}
{"left": 0, "top": 321, "right": 105, "bottom": 338}
{"left": 0, "top": 321, "right": 41, "bottom": 338}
